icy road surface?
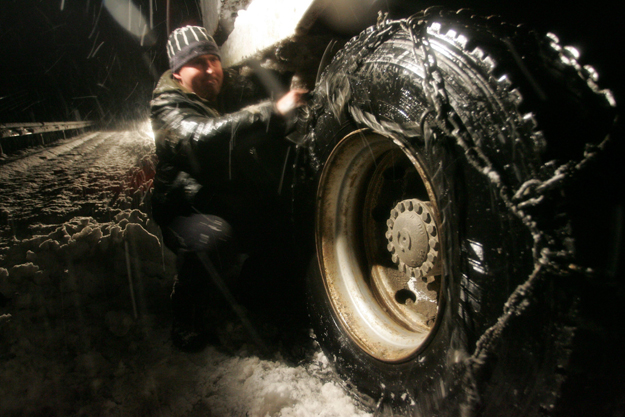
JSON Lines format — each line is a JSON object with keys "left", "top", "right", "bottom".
{"left": 0, "top": 128, "right": 156, "bottom": 233}
{"left": 0, "top": 128, "right": 373, "bottom": 416}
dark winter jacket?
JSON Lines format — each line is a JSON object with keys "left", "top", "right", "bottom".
{"left": 150, "top": 69, "right": 292, "bottom": 226}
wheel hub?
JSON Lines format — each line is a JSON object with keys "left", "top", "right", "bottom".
{"left": 386, "top": 199, "right": 440, "bottom": 279}
{"left": 315, "top": 131, "right": 443, "bottom": 361}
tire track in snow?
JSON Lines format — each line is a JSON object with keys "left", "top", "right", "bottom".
{"left": 0, "top": 129, "right": 155, "bottom": 237}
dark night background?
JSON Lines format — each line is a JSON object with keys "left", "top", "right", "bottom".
{"left": 0, "top": 0, "right": 622, "bottom": 127}
{"left": 0, "top": 2, "right": 622, "bottom": 415}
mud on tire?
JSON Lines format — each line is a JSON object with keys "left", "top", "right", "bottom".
{"left": 294, "top": 9, "right": 619, "bottom": 416}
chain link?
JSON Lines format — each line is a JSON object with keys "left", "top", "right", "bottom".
{"left": 399, "top": 13, "right": 589, "bottom": 269}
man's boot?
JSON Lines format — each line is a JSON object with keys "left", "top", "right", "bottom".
{"left": 170, "top": 278, "right": 219, "bottom": 351}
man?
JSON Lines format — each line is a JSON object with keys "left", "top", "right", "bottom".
{"left": 150, "top": 25, "right": 308, "bottom": 351}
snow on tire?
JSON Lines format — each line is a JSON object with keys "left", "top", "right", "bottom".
{"left": 295, "top": 9, "right": 618, "bottom": 416}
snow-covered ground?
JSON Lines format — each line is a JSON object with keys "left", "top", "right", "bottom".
{"left": 0, "top": 127, "right": 373, "bottom": 416}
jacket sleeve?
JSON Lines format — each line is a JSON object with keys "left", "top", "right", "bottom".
{"left": 151, "top": 90, "right": 286, "bottom": 174}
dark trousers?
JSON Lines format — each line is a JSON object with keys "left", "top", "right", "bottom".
{"left": 160, "top": 212, "right": 241, "bottom": 324}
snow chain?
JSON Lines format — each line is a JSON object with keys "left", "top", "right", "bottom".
{"left": 391, "top": 10, "right": 617, "bottom": 416}
{"left": 302, "top": 10, "right": 617, "bottom": 413}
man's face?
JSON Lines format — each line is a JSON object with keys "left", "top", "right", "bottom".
{"left": 173, "top": 54, "right": 223, "bottom": 101}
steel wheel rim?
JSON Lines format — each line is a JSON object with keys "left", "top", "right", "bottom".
{"left": 315, "top": 130, "right": 443, "bottom": 362}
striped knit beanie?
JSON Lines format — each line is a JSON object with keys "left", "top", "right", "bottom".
{"left": 167, "top": 26, "right": 220, "bottom": 73}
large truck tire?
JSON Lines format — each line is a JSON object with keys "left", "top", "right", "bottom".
{"left": 294, "top": 9, "right": 620, "bottom": 416}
